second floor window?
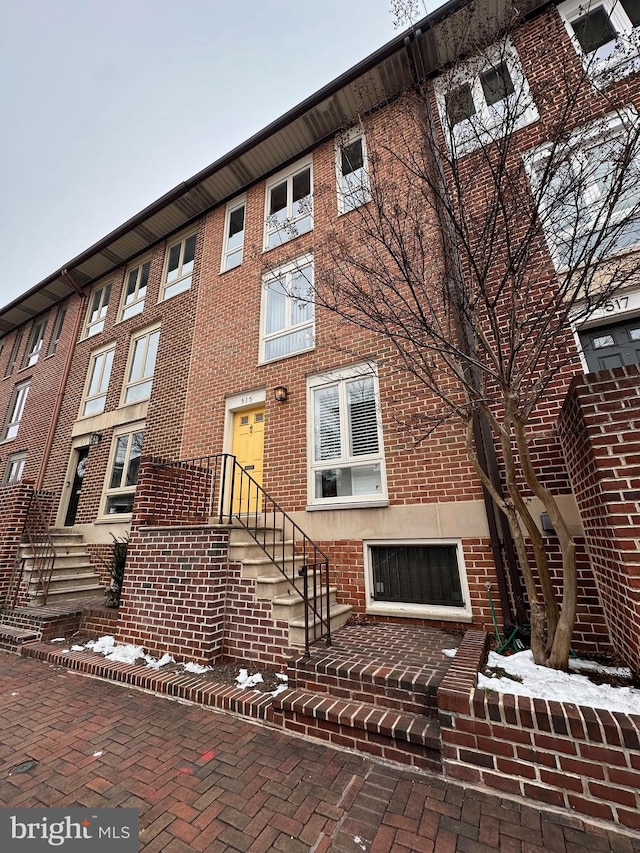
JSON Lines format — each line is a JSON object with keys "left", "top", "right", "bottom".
{"left": 4, "top": 331, "right": 23, "bottom": 378}
{"left": 336, "top": 132, "right": 371, "bottom": 213}
{"left": 85, "top": 283, "right": 112, "bottom": 338}
{"left": 162, "top": 233, "right": 196, "bottom": 300}
{"left": 559, "top": 0, "right": 640, "bottom": 77}
{"left": 2, "top": 381, "right": 30, "bottom": 441}
{"left": 260, "top": 259, "right": 314, "bottom": 362}
{"left": 123, "top": 327, "right": 160, "bottom": 404}
{"left": 265, "top": 161, "right": 313, "bottom": 249}
{"left": 82, "top": 346, "right": 115, "bottom": 416}
{"left": 22, "top": 318, "right": 47, "bottom": 368}
{"left": 120, "top": 260, "right": 150, "bottom": 321}
{"left": 221, "top": 199, "right": 246, "bottom": 272}
{"left": 47, "top": 307, "right": 66, "bottom": 356}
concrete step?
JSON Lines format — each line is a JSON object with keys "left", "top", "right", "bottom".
{"left": 21, "top": 555, "right": 96, "bottom": 571}
{"left": 271, "top": 587, "right": 341, "bottom": 623}
{"left": 272, "top": 688, "right": 441, "bottom": 772}
{"left": 23, "top": 571, "right": 105, "bottom": 593}
{"left": 240, "top": 554, "right": 308, "bottom": 580}
{"left": 255, "top": 569, "right": 325, "bottom": 599}
{"left": 288, "top": 603, "right": 353, "bottom": 648}
{"left": 30, "top": 585, "right": 105, "bottom": 604}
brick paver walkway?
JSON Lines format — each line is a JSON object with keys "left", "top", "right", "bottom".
{"left": 1, "top": 652, "right": 638, "bottom": 852}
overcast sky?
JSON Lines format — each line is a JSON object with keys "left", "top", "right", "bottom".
{"left": 0, "top": 1, "right": 440, "bottom": 311}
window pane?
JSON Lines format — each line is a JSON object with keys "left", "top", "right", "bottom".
{"left": 265, "top": 279, "right": 287, "bottom": 334}
{"left": 341, "top": 139, "right": 364, "bottom": 177}
{"left": 292, "top": 169, "right": 311, "bottom": 203}
{"left": 269, "top": 181, "right": 287, "bottom": 216}
{"left": 264, "top": 327, "right": 313, "bottom": 360}
{"left": 125, "top": 380, "right": 152, "bottom": 403}
{"left": 348, "top": 378, "right": 379, "bottom": 456}
{"left": 125, "top": 269, "right": 138, "bottom": 301}
{"left": 83, "top": 395, "right": 106, "bottom": 416}
{"left": 314, "top": 386, "right": 341, "bottom": 461}
{"left": 480, "top": 61, "right": 515, "bottom": 106}
{"left": 109, "top": 436, "right": 128, "bottom": 489}
{"left": 183, "top": 234, "right": 196, "bottom": 276}
{"left": 622, "top": 0, "right": 640, "bottom": 27}
{"left": 166, "top": 243, "right": 181, "bottom": 281}
{"left": 228, "top": 206, "right": 245, "bottom": 247}
{"left": 129, "top": 337, "right": 146, "bottom": 382}
{"left": 290, "top": 268, "right": 313, "bottom": 324}
{"left": 125, "top": 431, "right": 144, "bottom": 486}
{"left": 446, "top": 84, "right": 475, "bottom": 126}
{"left": 571, "top": 8, "right": 617, "bottom": 55}
{"left": 629, "top": 327, "right": 640, "bottom": 341}
{"left": 145, "top": 330, "right": 160, "bottom": 375}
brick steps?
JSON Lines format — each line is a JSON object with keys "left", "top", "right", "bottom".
{"left": 0, "top": 625, "right": 39, "bottom": 653}
{"left": 272, "top": 687, "right": 441, "bottom": 771}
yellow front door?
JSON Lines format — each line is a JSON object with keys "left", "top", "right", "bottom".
{"left": 232, "top": 406, "right": 265, "bottom": 513}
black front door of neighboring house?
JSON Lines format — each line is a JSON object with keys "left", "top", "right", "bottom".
{"left": 579, "top": 317, "right": 640, "bottom": 372}
{"left": 64, "top": 446, "right": 89, "bottom": 527}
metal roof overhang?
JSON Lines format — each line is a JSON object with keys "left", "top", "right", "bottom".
{"left": 0, "top": 0, "right": 548, "bottom": 336}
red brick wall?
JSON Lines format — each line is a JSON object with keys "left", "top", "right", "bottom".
{"left": 558, "top": 365, "right": 640, "bottom": 671}
{"left": 0, "top": 297, "right": 82, "bottom": 491}
{"left": 0, "top": 482, "right": 34, "bottom": 603}
{"left": 438, "top": 631, "right": 640, "bottom": 831}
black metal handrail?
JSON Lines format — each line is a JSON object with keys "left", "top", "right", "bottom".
{"left": 149, "top": 453, "right": 332, "bottom": 654}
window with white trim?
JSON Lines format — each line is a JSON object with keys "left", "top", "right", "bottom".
{"left": 162, "top": 233, "right": 196, "bottom": 300}
{"left": 558, "top": 0, "right": 640, "bottom": 78}
{"left": 435, "top": 38, "right": 538, "bottom": 155}
{"left": 2, "top": 381, "right": 30, "bottom": 442}
{"left": 526, "top": 108, "right": 640, "bottom": 269}
{"left": 365, "top": 540, "right": 472, "bottom": 619}
{"left": 123, "top": 326, "right": 160, "bottom": 404}
{"left": 81, "top": 345, "right": 115, "bottom": 417}
{"left": 260, "top": 258, "right": 314, "bottom": 362}
{"left": 47, "top": 306, "right": 66, "bottom": 356}
{"left": 265, "top": 159, "right": 313, "bottom": 249}
{"left": 336, "top": 130, "right": 371, "bottom": 213}
{"left": 22, "top": 318, "right": 47, "bottom": 368}
{"left": 221, "top": 198, "right": 246, "bottom": 272}
{"left": 84, "top": 282, "right": 112, "bottom": 338}
{"left": 119, "top": 259, "right": 150, "bottom": 321}
{"left": 308, "top": 365, "right": 386, "bottom": 505}
{"left": 102, "top": 427, "right": 144, "bottom": 515}
{"left": 3, "top": 452, "right": 26, "bottom": 485}
{"left": 4, "top": 331, "right": 22, "bottom": 378}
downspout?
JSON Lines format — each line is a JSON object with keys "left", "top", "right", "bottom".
{"left": 403, "top": 27, "right": 526, "bottom": 627}
{"left": 35, "top": 271, "right": 86, "bottom": 492}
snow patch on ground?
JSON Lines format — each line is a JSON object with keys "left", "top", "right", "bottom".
{"left": 479, "top": 650, "right": 639, "bottom": 715}
{"left": 236, "top": 669, "right": 264, "bottom": 688}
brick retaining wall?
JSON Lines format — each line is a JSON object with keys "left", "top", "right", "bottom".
{"left": 438, "top": 630, "right": 640, "bottom": 830}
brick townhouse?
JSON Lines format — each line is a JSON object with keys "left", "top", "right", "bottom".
{"left": 1, "top": 0, "right": 639, "bottom": 669}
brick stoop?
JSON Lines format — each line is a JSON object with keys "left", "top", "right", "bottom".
{"left": 0, "top": 624, "right": 39, "bottom": 653}
{"left": 272, "top": 622, "right": 462, "bottom": 771}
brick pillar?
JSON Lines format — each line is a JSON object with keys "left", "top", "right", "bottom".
{"left": 558, "top": 364, "right": 640, "bottom": 670}
{"left": 0, "top": 482, "right": 35, "bottom": 604}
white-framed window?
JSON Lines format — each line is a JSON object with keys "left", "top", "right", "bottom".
{"left": 525, "top": 107, "right": 640, "bottom": 269}
{"left": 221, "top": 198, "right": 246, "bottom": 272}
{"left": 2, "top": 381, "right": 30, "bottom": 442}
{"left": 119, "top": 259, "right": 151, "bottom": 321}
{"left": 3, "top": 331, "right": 22, "bottom": 378}
{"left": 264, "top": 159, "right": 313, "bottom": 249}
{"left": 22, "top": 318, "right": 47, "bottom": 368}
{"left": 435, "top": 38, "right": 538, "bottom": 156}
{"left": 81, "top": 344, "right": 115, "bottom": 417}
{"left": 364, "top": 539, "right": 472, "bottom": 620}
{"left": 558, "top": 0, "right": 640, "bottom": 79}
{"left": 84, "top": 282, "right": 112, "bottom": 338}
{"left": 122, "top": 325, "right": 160, "bottom": 404}
{"left": 47, "top": 306, "right": 66, "bottom": 356}
{"left": 308, "top": 364, "right": 386, "bottom": 506}
{"left": 260, "top": 257, "right": 314, "bottom": 363}
{"left": 102, "top": 425, "right": 144, "bottom": 516}
{"left": 336, "top": 129, "right": 371, "bottom": 213}
{"left": 3, "top": 452, "right": 26, "bottom": 485}
{"left": 161, "top": 232, "right": 196, "bottom": 300}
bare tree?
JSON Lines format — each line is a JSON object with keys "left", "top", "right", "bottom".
{"left": 292, "top": 2, "right": 640, "bottom": 669}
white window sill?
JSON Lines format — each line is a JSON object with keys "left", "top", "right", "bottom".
{"left": 306, "top": 499, "right": 389, "bottom": 511}
{"left": 366, "top": 601, "right": 473, "bottom": 621}
{"left": 95, "top": 513, "right": 133, "bottom": 524}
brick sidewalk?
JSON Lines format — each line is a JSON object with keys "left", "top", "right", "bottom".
{"left": 0, "top": 652, "right": 638, "bottom": 852}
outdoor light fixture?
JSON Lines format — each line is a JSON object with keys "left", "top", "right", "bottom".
{"left": 89, "top": 432, "right": 103, "bottom": 447}
{"left": 273, "top": 385, "right": 289, "bottom": 403}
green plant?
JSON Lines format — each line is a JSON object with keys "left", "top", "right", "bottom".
{"left": 103, "top": 534, "right": 129, "bottom": 608}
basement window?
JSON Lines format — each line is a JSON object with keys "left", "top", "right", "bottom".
{"left": 365, "top": 541, "right": 472, "bottom": 620}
